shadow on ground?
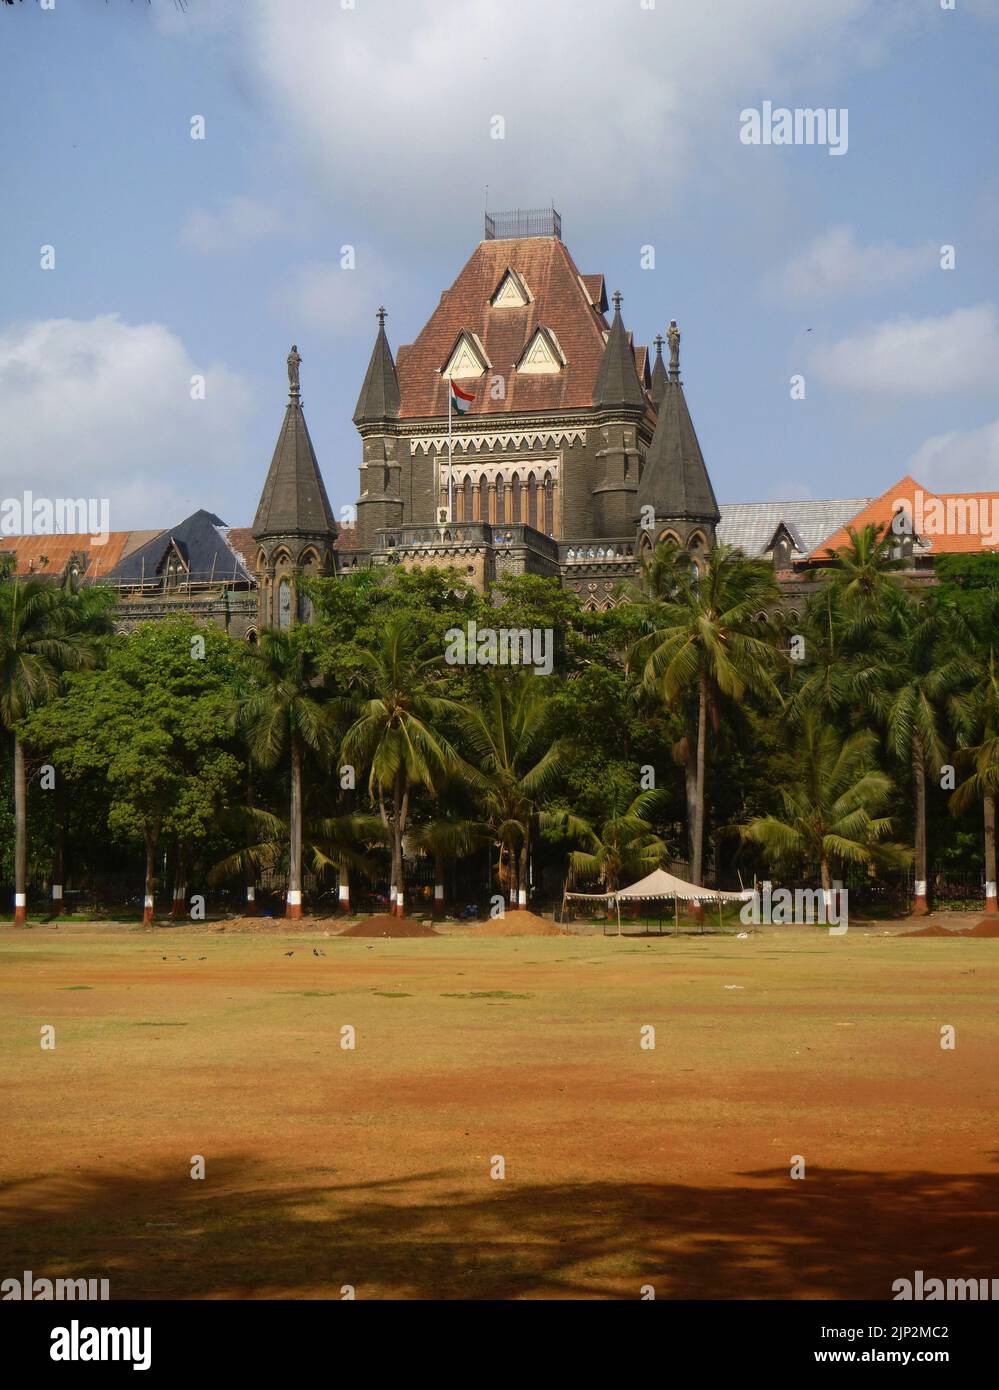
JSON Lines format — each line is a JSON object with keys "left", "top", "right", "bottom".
{"left": 3, "top": 1155, "right": 998, "bottom": 1299}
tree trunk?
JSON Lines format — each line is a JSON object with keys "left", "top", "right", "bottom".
{"left": 171, "top": 846, "right": 186, "bottom": 919}
{"left": 338, "top": 865, "right": 350, "bottom": 914}
{"left": 287, "top": 732, "right": 303, "bottom": 919}
{"left": 390, "top": 771, "right": 406, "bottom": 917}
{"left": 692, "top": 672, "right": 708, "bottom": 885}
{"left": 985, "top": 793, "right": 997, "bottom": 914}
{"left": 518, "top": 839, "right": 529, "bottom": 909}
{"left": 13, "top": 736, "right": 27, "bottom": 927}
{"left": 912, "top": 735, "right": 929, "bottom": 914}
{"left": 143, "top": 829, "right": 157, "bottom": 926}
{"left": 51, "top": 775, "right": 66, "bottom": 917}
{"left": 433, "top": 845, "right": 445, "bottom": 918}
{"left": 245, "top": 766, "right": 258, "bottom": 915}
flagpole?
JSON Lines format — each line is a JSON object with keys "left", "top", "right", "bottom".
{"left": 447, "top": 381, "right": 453, "bottom": 522}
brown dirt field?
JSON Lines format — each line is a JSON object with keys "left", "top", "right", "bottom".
{"left": 2, "top": 921, "right": 998, "bottom": 1300}
{"left": 340, "top": 915, "right": 438, "bottom": 938}
{"left": 471, "top": 909, "right": 568, "bottom": 937}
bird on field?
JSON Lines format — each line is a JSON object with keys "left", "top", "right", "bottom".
{"left": 178, "top": 956, "right": 186, "bottom": 960}
{"left": 198, "top": 956, "right": 207, "bottom": 961}
{"left": 283, "top": 950, "right": 294, "bottom": 956}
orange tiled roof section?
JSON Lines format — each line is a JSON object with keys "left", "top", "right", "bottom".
{"left": 394, "top": 236, "right": 636, "bottom": 419}
{"left": 1, "top": 531, "right": 143, "bottom": 579}
{"left": 814, "top": 475, "right": 999, "bottom": 558}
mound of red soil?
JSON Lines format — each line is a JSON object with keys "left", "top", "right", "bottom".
{"left": 899, "top": 923, "right": 958, "bottom": 937}
{"left": 472, "top": 909, "right": 568, "bottom": 938}
{"left": 958, "top": 918, "right": 999, "bottom": 938}
{"left": 340, "top": 915, "right": 439, "bottom": 938}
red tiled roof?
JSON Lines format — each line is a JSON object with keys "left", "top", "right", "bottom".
{"left": 225, "top": 527, "right": 256, "bottom": 568}
{"left": 1, "top": 532, "right": 136, "bottom": 579}
{"left": 815, "top": 475, "right": 999, "bottom": 557}
{"left": 395, "top": 237, "right": 645, "bottom": 419}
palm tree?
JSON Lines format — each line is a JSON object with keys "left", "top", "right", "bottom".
{"left": 340, "top": 617, "right": 462, "bottom": 917}
{"left": 948, "top": 586, "right": 999, "bottom": 914}
{"left": 210, "top": 805, "right": 383, "bottom": 914}
{"left": 460, "top": 674, "right": 568, "bottom": 909}
{"left": 629, "top": 542, "right": 783, "bottom": 886}
{"left": 815, "top": 522, "right": 901, "bottom": 622}
{"left": 408, "top": 811, "right": 491, "bottom": 917}
{"left": 740, "top": 712, "right": 909, "bottom": 895}
{"left": 868, "top": 590, "right": 967, "bottom": 914}
{"left": 0, "top": 579, "right": 102, "bottom": 925}
{"left": 234, "top": 628, "right": 337, "bottom": 919}
{"left": 564, "top": 788, "right": 668, "bottom": 917}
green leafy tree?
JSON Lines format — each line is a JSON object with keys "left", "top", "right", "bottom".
{"left": 740, "top": 712, "right": 909, "bottom": 892}
{"left": 630, "top": 542, "right": 783, "bottom": 885}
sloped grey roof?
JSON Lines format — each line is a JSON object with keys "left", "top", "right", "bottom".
{"left": 253, "top": 401, "right": 337, "bottom": 540}
{"left": 649, "top": 342, "right": 668, "bottom": 407}
{"left": 717, "top": 497, "right": 872, "bottom": 557}
{"left": 109, "top": 510, "right": 252, "bottom": 584}
{"left": 637, "top": 379, "right": 720, "bottom": 523}
{"left": 353, "top": 320, "right": 401, "bottom": 424}
{"left": 593, "top": 303, "right": 645, "bottom": 409}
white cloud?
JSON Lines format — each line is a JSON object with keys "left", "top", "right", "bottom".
{"left": 773, "top": 226, "right": 933, "bottom": 302}
{"left": 274, "top": 256, "right": 398, "bottom": 338}
{"left": 810, "top": 304, "right": 999, "bottom": 395}
{"left": 161, "top": 0, "right": 918, "bottom": 242}
{"left": 909, "top": 418, "right": 999, "bottom": 493}
{"left": 0, "top": 316, "right": 254, "bottom": 530}
{"left": 180, "top": 195, "right": 284, "bottom": 255}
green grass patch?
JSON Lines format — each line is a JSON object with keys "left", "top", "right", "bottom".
{"left": 440, "top": 990, "right": 533, "bottom": 1000}
{"left": 62, "top": 985, "right": 94, "bottom": 991}
{"left": 372, "top": 990, "right": 412, "bottom": 998}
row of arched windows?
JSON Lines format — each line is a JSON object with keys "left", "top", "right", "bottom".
{"left": 449, "top": 470, "right": 556, "bottom": 532}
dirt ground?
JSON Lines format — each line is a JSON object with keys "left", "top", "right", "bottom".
{"left": 1, "top": 915, "right": 997, "bottom": 1300}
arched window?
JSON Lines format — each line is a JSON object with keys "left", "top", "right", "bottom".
{"left": 278, "top": 578, "right": 292, "bottom": 629}
{"left": 298, "top": 589, "right": 314, "bottom": 623}
{"left": 543, "top": 471, "right": 554, "bottom": 534}
{"left": 511, "top": 473, "right": 522, "bottom": 524}
{"left": 496, "top": 476, "right": 506, "bottom": 523}
{"left": 527, "top": 471, "right": 538, "bottom": 528}
{"left": 478, "top": 473, "right": 489, "bottom": 523}
{"left": 462, "top": 475, "right": 473, "bottom": 523}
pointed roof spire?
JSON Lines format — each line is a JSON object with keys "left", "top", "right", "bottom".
{"left": 636, "top": 330, "right": 720, "bottom": 525}
{"left": 650, "top": 332, "right": 668, "bottom": 406}
{"left": 593, "top": 290, "right": 645, "bottom": 409}
{"left": 353, "top": 306, "right": 401, "bottom": 424}
{"left": 253, "top": 347, "right": 337, "bottom": 541}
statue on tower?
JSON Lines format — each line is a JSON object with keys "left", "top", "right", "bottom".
{"left": 667, "top": 320, "right": 680, "bottom": 376}
{"left": 287, "top": 343, "right": 302, "bottom": 396}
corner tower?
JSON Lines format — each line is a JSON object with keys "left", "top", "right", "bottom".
{"left": 353, "top": 307, "right": 404, "bottom": 550}
{"left": 252, "top": 345, "right": 338, "bottom": 631}
{"left": 634, "top": 320, "right": 719, "bottom": 562}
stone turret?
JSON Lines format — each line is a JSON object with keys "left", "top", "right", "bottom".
{"left": 252, "top": 345, "right": 337, "bottom": 631}
{"left": 634, "top": 320, "right": 719, "bottom": 561}
{"left": 353, "top": 308, "right": 405, "bottom": 549}
{"left": 592, "top": 291, "right": 647, "bottom": 537}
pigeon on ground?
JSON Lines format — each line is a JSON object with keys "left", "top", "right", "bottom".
{"left": 178, "top": 956, "right": 186, "bottom": 961}
{"left": 198, "top": 956, "right": 207, "bottom": 961}
{"left": 283, "top": 950, "right": 294, "bottom": 956}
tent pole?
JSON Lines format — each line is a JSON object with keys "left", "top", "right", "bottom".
{"left": 616, "top": 894, "right": 621, "bottom": 938}
{"left": 674, "top": 895, "right": 679, "bottom": 936}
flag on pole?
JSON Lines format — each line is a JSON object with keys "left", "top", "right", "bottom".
{"left": 449, "top": 380, "right": 475, "bottom": 415}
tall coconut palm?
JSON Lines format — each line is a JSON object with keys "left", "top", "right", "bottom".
{"left": 340, "top": 617, "right": 462, "bottom": 917}
{"left": 815, "top": 522, "right": 901, "bottom": 622}
{"left": 948, "top": 586, "right": 999, "bottom": 914}
{"left": 460, "top": 674, "right": 568, "bottom": 908}
{"left": 564, "top": 788, "right": 669, "bottom": 917}
{"left": 629, "top": 542, "right": 783, "bottom": 886}
{"left": 408, "top": 811, "right": 491, "bottom": 916}
{"left": 868, "top": 591, "right": 967, "bottom": 914}
{"left": 740, "top": 712, "right": 909, "bottom": 894}
{"left": 0, "top": 579, "right": 102, "bottom": 925}
{"left": 234, "top": 628, "right": 337, "bottom": 919}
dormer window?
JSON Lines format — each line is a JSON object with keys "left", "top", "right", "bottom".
{"left": 490, "top": 267, "right": 532, "bottom": 309}
{"left": 515, "top": 326, "right": 566, "bottom": 375}
{"left": 441, "top": 330, "right": 490, "bottom": 380}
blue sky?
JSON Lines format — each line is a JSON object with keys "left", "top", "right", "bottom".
{"left": 2, "top": 0, "right": 998, "bottom": 531}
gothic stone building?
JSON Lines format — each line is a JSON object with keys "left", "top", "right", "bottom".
{"left": 5, "top": 211, "right": 996, "bottom": 623}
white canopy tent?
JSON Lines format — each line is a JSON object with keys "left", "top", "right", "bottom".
{"left": 562, "top": 867, "right": 753, "bottom": 935}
